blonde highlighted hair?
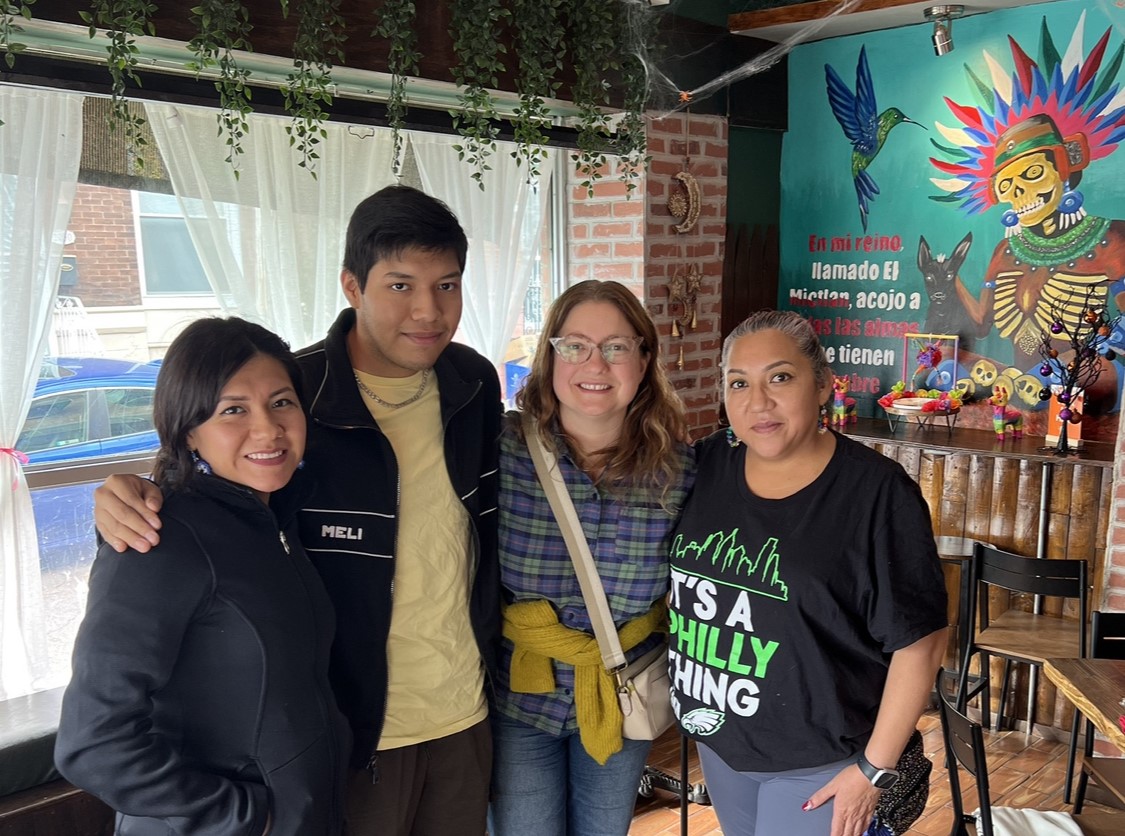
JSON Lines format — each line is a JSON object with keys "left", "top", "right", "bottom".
{"left": 515, "top": 280, "right": 686, "bottom": 495}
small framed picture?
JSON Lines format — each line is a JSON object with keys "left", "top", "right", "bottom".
{"left": 903, "top": 333, "right": 960, "bottom": 392}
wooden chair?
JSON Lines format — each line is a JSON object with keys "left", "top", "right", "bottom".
{"left": 955, "top": 542, "right": 1088, "bottom": 802}
{"left": 938, "top": 668, "right": 1125, "bottom": 836}
{"left": 1073, "top": 611, "right": 1125, "bottom": 814}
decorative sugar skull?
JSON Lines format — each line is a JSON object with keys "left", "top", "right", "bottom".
{"left": 1013, "top": 373, "right": 1045, "bottom": 408}
{"left": 970, "top": 358, "right": 998, "bottom": 389}
{"left": 955, "top": 377, "right": 976, "bottom": 399}
{"left": 1000, "top": 366, "right": 1022, "bottom": 387}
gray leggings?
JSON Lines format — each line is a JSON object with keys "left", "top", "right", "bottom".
{"left": 698, "top": 743, "right": 855, "bottom": 836}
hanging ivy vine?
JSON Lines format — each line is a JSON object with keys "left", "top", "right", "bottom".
{"left": 614, "top": 0, "right": 653, "bottom": 197}
{"left": 508, "top": 0, "right": 564, "bottom": 182}
{"left": 281, "top": 0, "right": 347, "bottom": 177}
{"left": 0, "top": 0, "right": 36, "bottom": 126}
{"left": 36, "top": 1, "right": 655, "bottom": 189}
{"left": 1, "top": 1, "right": 35, "bottom": 69}
{"left": 79, "top": 0, "right": 158, "bottom": 168}
{"left": 373, "top": 0, "right": 420, "bottom": 176}
{"left": 566, "top": 0, "right": 618, "bottom": 197}
{"left": 449, "top": 0, "right": 510, "bottom": 189}
{"left": 187, "top": 1, "right": 254, "bottom": 177}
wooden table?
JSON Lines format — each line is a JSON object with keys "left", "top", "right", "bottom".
{"left": 1043, "top": 658, "right": 1125, "bottom": 752}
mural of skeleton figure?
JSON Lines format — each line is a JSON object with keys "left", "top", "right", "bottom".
{"left": 962, "top": 115, "right": 1125, "bottom": 409}
{"left": 930, "top": 13, "right": 1125, "bottom": 414}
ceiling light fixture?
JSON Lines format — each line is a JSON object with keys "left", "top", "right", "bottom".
{"left": 925, "top": 5, "right": 964, "bottom": 57}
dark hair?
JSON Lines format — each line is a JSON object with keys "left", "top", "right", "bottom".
{"left": 516, "top": 280, "right": 686, "bottom": 495}
{"left": 721, "top": 310, "right": 833, "bottom": 394}
{"left": 151, "top": 317, "right": 303, "bottom": 491}
{"left": 342, "top": 185, "right": 468, "bottom": 289}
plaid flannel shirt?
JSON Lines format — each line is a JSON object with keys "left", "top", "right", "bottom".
{"left": 495, "top": 422, "right": 695, "bottom": 735}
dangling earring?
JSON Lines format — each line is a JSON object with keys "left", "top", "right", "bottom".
{"left": 1001, "top": 209, "right": 1020, "bottom": 239}
{"left": 191, "top": 449, "right": 212, "bottom": 475}
{"left": 725, "top": 427, "right": 741, "bottom": 448}
{"left": 818, "top": 405, "right": 828, "bottom": 434}
{"left": 1058, "top": 185, "right": 1086, "bottom": 230}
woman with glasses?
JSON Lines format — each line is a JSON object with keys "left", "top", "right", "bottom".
{"left": 488, "top": 280, "right": 694, "bottom": 836}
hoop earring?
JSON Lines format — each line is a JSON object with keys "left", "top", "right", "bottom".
{"left": 191, "top": 449, "right": 212, "bottom": 475}
{"left": 725, "top": 427, "right": 741, "bottom": 448}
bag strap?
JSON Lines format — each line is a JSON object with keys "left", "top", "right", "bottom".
{"left": 522, "top": 416, "right": 627, "bottom": 672}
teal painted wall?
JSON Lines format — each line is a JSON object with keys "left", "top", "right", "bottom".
{"left": 777, "top": 0, "right": 1125, "bottom": 440}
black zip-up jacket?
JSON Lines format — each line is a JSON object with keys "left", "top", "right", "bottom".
{"left": 295, "top": 308, "right": 502, "bottom": 767}
{"left": 56, "top": 474, "right": 348, "bottom": 835}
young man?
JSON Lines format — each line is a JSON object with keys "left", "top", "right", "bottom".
{"left": 93, "top": 185, "right": 502, "bottom": 836}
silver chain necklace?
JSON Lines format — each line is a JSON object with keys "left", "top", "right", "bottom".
{"left": 354, "top": 367, "right": 432, "bottom": 409}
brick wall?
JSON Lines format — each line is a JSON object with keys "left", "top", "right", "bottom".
{"left": 566, "top": 160, "right": 645, "bottom": 297}
{"left": 644, "top": 114, "right": 728, "bottom": 441}
{"left": 64, "top": 184, "right": 141, "bottom": 307}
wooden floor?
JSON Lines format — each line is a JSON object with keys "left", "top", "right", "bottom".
{"left": 630, "top": 708, "right": 1121, "bottom": 835}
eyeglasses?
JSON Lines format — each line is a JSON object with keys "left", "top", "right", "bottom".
{"left": 548, "top": 335, "right": 644, "bottom": 365}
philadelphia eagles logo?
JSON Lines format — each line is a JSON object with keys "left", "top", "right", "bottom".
{"left": 680, "top": 707, "right": 725, "bottom": 736}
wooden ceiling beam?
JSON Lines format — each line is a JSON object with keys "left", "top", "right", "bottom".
{"left": 729, "top": 0, "right": 926, "bottom": 34}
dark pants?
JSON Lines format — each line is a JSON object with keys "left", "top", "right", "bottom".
{"left": 344, "top": 719, "right": 492, "bottom": 836}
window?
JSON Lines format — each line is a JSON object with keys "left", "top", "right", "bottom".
{"left": 136, "top": 192, "right": 211, "bottom": 294}
{"left": 106, "top": 388, "right": 157, "bottom": 438}
{"left": 18, "top": 393, "right": 89, "bottom": 455}
{"left": 6, "top": 88, "right": 638, "bottom": 701}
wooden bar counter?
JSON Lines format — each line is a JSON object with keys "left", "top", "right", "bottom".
{"left": 838, "top": 418, "right": 1115, "bottom": 736}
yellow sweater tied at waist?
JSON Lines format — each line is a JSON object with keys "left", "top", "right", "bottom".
{"left": 502, "top": 598, "right": 667, "bottom": 765}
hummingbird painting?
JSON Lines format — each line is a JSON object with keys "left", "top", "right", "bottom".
{"left": 825, "top": 46, "right": 921, "bottom": 231}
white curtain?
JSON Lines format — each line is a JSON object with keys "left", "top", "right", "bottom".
{"left": 0, "top": 85, "right": 83, "bottom": 700}
{"left": 145, "top": 103, "right": 398, "bottom": 349}
{"left": 408, "top": 131, "right": 554, "bottom": 366}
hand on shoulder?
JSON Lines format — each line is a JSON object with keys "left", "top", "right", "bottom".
{"left": 94, "top": 474, "right": 164, "bottom": 553}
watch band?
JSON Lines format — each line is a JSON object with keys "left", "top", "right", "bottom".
{"left": 856, "top": 752, "right": 901, "bottom": 789}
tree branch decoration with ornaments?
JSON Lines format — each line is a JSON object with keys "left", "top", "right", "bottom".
{"left": 1035, "top": 286, "right": 1121, "bottom": 454}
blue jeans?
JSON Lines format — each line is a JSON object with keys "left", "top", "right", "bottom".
{"left": 488, "top": 713, "right": 652, "bottom": 836}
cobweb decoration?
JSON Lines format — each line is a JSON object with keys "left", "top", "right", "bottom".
{"left": 636, "top": 0, "right": 865, "bottom": 117}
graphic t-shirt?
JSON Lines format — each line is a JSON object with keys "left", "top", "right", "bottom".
{"left": 669, "top": 431, "right": 947, "bottom": 772}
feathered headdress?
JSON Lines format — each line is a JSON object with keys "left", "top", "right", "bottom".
{"left": 929, "top": 11, "right": 1125, "bottom": 215}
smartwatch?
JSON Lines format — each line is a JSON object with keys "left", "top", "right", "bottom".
{"left": 856, "top": 752, "right": 900, "bottom": 790}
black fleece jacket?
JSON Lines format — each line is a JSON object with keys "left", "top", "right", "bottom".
{"left": 295, "top": 308, "right": 503, "bottom": 768}
{"left": 56, "top": 474, "right": 347, "bottom": 836}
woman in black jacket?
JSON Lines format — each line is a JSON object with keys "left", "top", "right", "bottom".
{"left": 56, "top": 317, "right": 348, "bottom": 836}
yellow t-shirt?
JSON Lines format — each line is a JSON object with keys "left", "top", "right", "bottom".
{"left": 353, "top": 368, "right": 487, "bottom": 749}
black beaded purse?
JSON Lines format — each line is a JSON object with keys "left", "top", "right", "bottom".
{"left": 865, "top": 730, "right": 931, "bottom": 836}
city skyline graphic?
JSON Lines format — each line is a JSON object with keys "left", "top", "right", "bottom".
{"left": 671, "top": 530, "right": 790, "bottom": 602}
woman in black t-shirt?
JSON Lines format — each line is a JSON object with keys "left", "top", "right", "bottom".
{"left": 669, "top": 310, "right": 947, "bottom": 836}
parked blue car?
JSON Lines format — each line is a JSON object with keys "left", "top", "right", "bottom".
{"left": 21, "top": 356, "right": 161, "bottom": 465}
{"left": 22, "top": 357, "right": 162, "bottom": 572}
